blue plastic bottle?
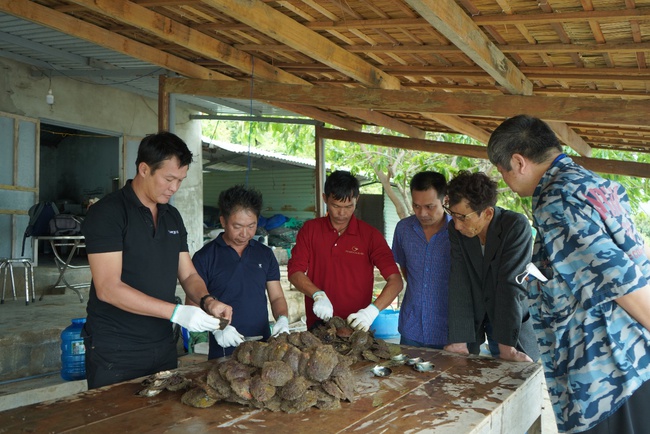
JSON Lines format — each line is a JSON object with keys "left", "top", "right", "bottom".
{"left": 60, "top": 318, "right": 87, "bottom": 381}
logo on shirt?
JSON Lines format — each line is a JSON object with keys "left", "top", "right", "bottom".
{"left": 258, "top": 263, "right": 263, "bottom": 268}
{"left": 345, "top": 246, "right": 364, "bottom": 256}
{"left": 168, "top": 230, "right": 179, "bottom": 235}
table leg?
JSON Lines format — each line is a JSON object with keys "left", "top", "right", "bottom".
{"left": 39, "top": 240, "right": 86, "bottom": 303}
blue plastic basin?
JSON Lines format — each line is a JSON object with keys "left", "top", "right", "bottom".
{"left": 370, "top": 309, "right": 400, "bottom": 339}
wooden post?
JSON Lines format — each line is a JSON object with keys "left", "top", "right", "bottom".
{"left": 315, "top": 125, "right": 326, "bottom": 217}
{"left": 158, "top": 75, "right": 169, "bottom": 132}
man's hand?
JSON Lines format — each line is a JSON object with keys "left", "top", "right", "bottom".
{"left": 203, "top": 298, "right": 233, "bottom": 322}
{"left": 444, "top": 343, "right": 470, "bottom": 355}
{"left": 312, "top": 291, "right": 333, "bottom": 321}
{"left": 170, "top": 305, "right": 223, "bottom": 332}
{"left": 498, "top": 343, "right": 533, "bottom": 362}
{"left": 213, "top": 325, "right": 245, "bottom": 348}
{"left": 347, "top": 304, "right": 379, "bottom": 332}
{"left": 271, "top": 315, "right": 290, "bottom": 336}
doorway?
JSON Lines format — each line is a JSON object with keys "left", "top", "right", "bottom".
{"left": 39, "top": 123, "right": 120, "bottom": 214}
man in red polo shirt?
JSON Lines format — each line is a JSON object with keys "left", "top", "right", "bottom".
{"left": 288, "top": 170, "right": 403, "bottom": 331}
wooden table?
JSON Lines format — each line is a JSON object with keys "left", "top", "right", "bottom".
{"left": 0, "top": 348, "right": 544, "bottom": 433}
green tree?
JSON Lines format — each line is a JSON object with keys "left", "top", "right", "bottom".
{"left": 201, "top": 120, "right": 648, "bottom": 223}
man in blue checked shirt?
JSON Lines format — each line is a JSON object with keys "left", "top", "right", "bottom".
{"left": 488, "top": 114, "right": 650, "bottom": 434}
{"left": 392, "top": 171, "right": 451, "bottom": 349}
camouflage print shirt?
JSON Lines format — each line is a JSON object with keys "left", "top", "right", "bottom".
{"left": 529, "top": 155, "right": 650, "bottom": 433}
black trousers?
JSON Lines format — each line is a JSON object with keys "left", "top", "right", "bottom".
{"left": 84, "top": 335, "right": 177, "bottom": 389}
{"left": 581, "top": 379, "right": 650, "bottom": 434}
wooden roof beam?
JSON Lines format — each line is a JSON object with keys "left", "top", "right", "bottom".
{"left": 163, "top": 79, "right": 649, "bottom": 129}
{"left": 546, "top": 121, "right": 593, "bottom": 157}
{"left": 59, "top": 0, "right": 367, "bottom": 132}
{"left": 201, "top": 0, "right": 400, "bottom": 90}
{"left": 422, "top": 114, "right": 491, "bottom": 144}
{"left": 404, "top": 0, "right": 532, "bottom": 96}
{"left": 404, "top": 0, "right": 590, "bottom": 155}
{"left": 67, "top": 0, "right": 308, "bottom": 85}
{"left": 201, "top": 0, "right": 432, "bottom": 138}
{"left": 318, "top": 128, "right": 650, "bottom": 179}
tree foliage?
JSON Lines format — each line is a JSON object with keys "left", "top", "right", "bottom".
{"left": 201, "top": 119, "right": 649, "bottom": 224}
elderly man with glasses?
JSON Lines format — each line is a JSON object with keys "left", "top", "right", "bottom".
{"left": 443, "top": 171, "right": 539, "bottom": 363}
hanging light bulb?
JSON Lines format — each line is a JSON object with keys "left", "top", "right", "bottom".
{"left": 46, "top": 89, "right": 54, "bottom": 105}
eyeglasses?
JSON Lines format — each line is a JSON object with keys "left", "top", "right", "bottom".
{"left": 442, "top": 205, "right": 479, "bottom": 222}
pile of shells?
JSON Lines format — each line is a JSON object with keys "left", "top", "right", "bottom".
{"left": 179, "top": 330, "right": 357, "bottom": 412}
{"left": 310, "top": 316, "right": 394, "bottom": 363}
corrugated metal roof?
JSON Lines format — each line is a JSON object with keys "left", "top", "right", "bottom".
{"left": 0, "top": 12, "right": 297, "bottom": 117}
{"left": 202, "top": 138, "right": 318, "bottom": 171}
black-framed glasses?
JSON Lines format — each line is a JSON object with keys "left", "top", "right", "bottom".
{"left": 442, "top": 205, "right": 479, "bottom": 222}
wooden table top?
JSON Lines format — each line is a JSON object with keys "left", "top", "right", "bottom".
{"left": 0, "top": 347, "right": 544, "bottom": 434}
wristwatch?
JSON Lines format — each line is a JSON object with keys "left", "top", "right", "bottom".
{"left": 199, "top": 294, "right": 217, "bottom": 312}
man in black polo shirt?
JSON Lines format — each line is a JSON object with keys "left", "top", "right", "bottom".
{"left": 82, "top": 132, "right": 233, "bottom": 389}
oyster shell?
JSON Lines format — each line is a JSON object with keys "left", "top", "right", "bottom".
{"left": 280, "top": 389, "right": 318, "bottom": 414}
{"left": 267, "top": 341, "right": 290, "bottom": 361}
{"left": 413, "top": 361, "right": 434, "bottom": 372}
{"left": 287, "top": 332, "right": 303, "bottom": 348}
{"left": 281, "top": 345, "right": 302, "bottom": 373}
{"left": 371, "top": 365, "right": 392, "bottom": 377}
{"left": 232, "top": 340, "right": 255, "bottom": 365}
{"left": 181, "top": 387, "right": 218, "bottom": 408}
{"left": 320, "top": 380, "right": 345, "bottom": 400}
{"left": 230, "top": 377, "right": 253, "bottom": 401}
{"left": 299, "top": 331, "right": 323, "bottom": 348}
{"left": 220, "top": 359, "right": 256, "bottom": 382}
{"left": 305, "top": 345, "right": 339, "bottom": 382}
{"left": 277, "top": 375, "right": 311, "bottom": 400}
{"left": 250, "top": 374, "right": 276, "bottom": 402}
{"left": 250, "top": 342, "right": 270, "bottom": 368}
{"left": 261, "top": 361, "right": 294, "bottom": 387}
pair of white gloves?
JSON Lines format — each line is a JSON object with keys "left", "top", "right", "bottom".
{"left": 170, "top": 305, "right": 290, "bottom": 348}
{"left": 312, "top": 291, "right": 379, "bottom": 332}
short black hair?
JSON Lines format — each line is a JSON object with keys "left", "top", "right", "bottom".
{"left": 487, "top": 115, "right": 563, "bottom": 170}
{"left": 410, "top": 171, "right": 447, "bottom": 200}
{"left": 135, "top": 131, "right": 193, "bottom": 173}
{"left": 218, "top": 185, "right": 263, "bottom": 219}
{"left": 447, "top": 171, "right": 497, "bottom": 212}
{"left": 324, "top": 170, "right": 359, "bottom": 201}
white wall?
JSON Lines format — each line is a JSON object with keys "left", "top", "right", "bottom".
{"left": 0, "top": 58, "right": 204, "bottom": 253}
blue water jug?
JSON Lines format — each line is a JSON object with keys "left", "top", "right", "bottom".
{"left": 60, "top": 318, "right": 86, "bottom": 381}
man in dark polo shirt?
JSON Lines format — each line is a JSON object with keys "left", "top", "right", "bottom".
{"left": 82, "top": 132, "right": 233, "bottom": 389}
{"left": 191, "top": 185, "right": 290, "bottom": 359}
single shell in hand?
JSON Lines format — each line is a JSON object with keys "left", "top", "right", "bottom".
{"left": 413, "top": 361, "right": 434, "bottom": 372}
{"left": 371, "top": 365, "right": 392, "bottom": 377}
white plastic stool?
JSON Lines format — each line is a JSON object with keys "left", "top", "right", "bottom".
{"left": 0, "top": 258, "right": 36, "bottom": 305}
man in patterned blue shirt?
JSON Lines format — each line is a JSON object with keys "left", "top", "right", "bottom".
{"left": 392, "top": 171, "right": 451, "bottom": 349}
{"left": 488, "top": 114, "right": 650, "bottom": 434}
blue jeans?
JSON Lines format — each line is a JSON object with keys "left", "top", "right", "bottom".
{"left": 400, "top": 336, "right": 444, "bottom": 350}
{"left": 483, "top": 320, "right": 500, "bottom": 357}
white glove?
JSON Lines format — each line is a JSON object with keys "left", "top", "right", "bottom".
{"left": 170, "top": 305, "right": 222, "bottom": 332}
{"left": 312, "top": 291, "right": 333, "bottom": 321}
{"left": 271, "top": 315, "right": 290, "bottom": 336}
{"left": 213, "top": 325, "right": 245, "bottom": 348}
{"left": 347, "top": 303, "right": 379, "bottom": 332}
